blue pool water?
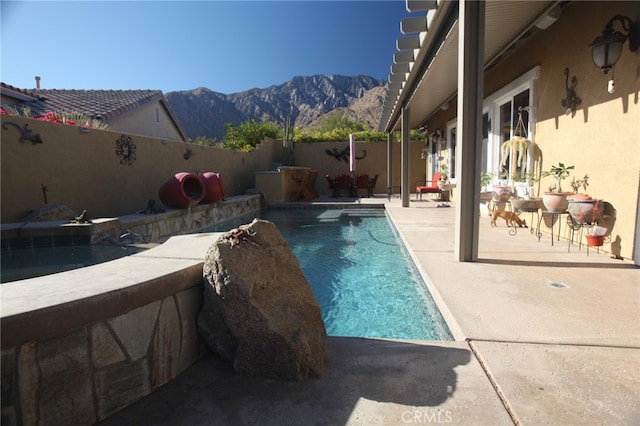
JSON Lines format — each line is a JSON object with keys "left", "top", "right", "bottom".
{"left": 1, "top": 245, "right": 144, "bottom": 283}
{"left": 209, "top": 208, "right": 452, "bottom": 340}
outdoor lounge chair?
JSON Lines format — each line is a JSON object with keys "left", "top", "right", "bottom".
{"left": 354, "top": 173, "right": 370, "bottom": 197}
{"left": 416, "top": 173, "right": 442, "bottom": 201}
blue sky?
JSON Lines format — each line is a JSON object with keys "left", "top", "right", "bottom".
{"left": 1, "top": 1, "right": 414, "bottom": 94}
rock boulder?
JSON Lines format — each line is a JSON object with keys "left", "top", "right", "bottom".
{"left": 197, "top": 219, "right": 327, "bottom": 381}
{"left": 24, "top": 202, "right": 78, "bottom": 222}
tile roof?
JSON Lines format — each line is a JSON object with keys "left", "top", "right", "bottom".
{"left": 0, "top": 82, "right": 44, "bottom": 101}
{"left": 0, "top": 83, "right": 189, "bottom": 141}
{"left": 2, "top": 86, "right": 163, "bottom": 121}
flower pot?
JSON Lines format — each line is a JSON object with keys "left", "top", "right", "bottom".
{"left": 511, "top": 198, "right": 543, "bottom": 212}
{"left": 158, "top": 172, "right": 205, "bottom": 209}
{"left": 542, "top": 192, "right": 570, "bottom": 213}
{"left": 586, "top": 235, "right": 604, "bottom": 247}
{"left": 567, "top": 196, "right": 599, "bottom": 224}
{"left": 491, "top": 185, "right": 512, "bottom": 202}
{"left": 479, "top": 191, "right": 493, "bottom": 202}
{"left": 199, "top": 172, "right": 226, "bottom": 204}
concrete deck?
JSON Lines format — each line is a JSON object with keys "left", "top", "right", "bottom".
{"left": 100, "top": 196, "right": 640, "bottom": 425}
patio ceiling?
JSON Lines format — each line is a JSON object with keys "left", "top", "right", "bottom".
{"left": 379, "top": 0, "right": 563, "bottom": 132}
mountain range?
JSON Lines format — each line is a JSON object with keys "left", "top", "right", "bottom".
{"left": 165, "top": 74, "right": 386, "bottom": 141}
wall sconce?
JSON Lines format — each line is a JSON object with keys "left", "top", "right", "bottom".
{"left": 588, "top": 14, "right": 639, "bottom": 92}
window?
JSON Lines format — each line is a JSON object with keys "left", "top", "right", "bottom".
{"left": 447, "top": 124, "right": 457, "bottom": 181}
{"left": 484, "top": 66, "right": 540, "bottom": 181}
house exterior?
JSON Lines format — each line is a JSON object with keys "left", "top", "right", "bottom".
{"left": 0, "top": 82, "right": 188, "bottom": 142}
{"left": 378, "top": 1, "right": 639, "bottom": 264}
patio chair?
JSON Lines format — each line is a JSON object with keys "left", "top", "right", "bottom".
{"left": 368, "top": 174, "right": 379, "bottom": 197}
{"left": 415, "top": 173, "right": 442, "bottom": 201}
{"left": 326, "top": 174, "right": 336, "bottom": 197}
{"left": 334, "top": 174, "right": 351, "bottom": 197}
{"left": 354, "top": 173, "right": 370, "bottom": 197}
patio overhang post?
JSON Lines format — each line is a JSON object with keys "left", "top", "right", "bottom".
{"left": 401, "top": 105, "right": 411, "bottom": 207}
{"left": 387, "top": 131, "right": 394, "bottom": 197}
{"left": 454, "top": 0, "right": 485, "bottom": 262}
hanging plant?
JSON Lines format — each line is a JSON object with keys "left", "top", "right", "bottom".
{"left": 500, "top": 136, "right": 530, "bottom": 167}
{"left": 501, "top": 108, "right": 531, "bottom": 168}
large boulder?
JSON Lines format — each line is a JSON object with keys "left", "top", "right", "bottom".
{"left": 197, "top": 219, "right": 327, "bottom": 381}
{"left": 24, "top": 202, "right": 78, "bottom": 222}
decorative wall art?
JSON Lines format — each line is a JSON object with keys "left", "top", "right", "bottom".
{"left": 115, "top": 134, "right": 137, "bottom": 166}
{"left": 2, "top": 121, "right": 43, "bottom": 144}
{"left": 325, "top": 146, "right": 366, "bottom": 163}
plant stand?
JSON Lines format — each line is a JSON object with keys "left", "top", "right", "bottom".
{"left": 537, "top": 210, "right": 569, "bottom": 246}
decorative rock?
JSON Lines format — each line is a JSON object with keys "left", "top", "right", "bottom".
{"left": 24, "top": 202, "right": 77, "bottom": 222}
{"left": 197, "top": 218, "right": 327, "bottom": 381}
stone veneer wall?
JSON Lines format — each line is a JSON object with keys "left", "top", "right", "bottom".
{"left": 0, "top": 195, "right": 262, "bottom": 425}
{"left": 1, "top": 287, "right": 204, "bottom": 425}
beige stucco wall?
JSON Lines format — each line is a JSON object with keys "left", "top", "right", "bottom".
{"left": 294, "top": 139, "right": 427, "bottom": 196}
{"left": 423, "top": 1, "right": 639, "bottom": 261}
{"left": 1, "top": 116, "right": 428, "bottom": 223}
{"left": 105, "top": 101, "right": 185, "bottom": 142}
{"left": 1, "top": 116, "right": 279, "bottom": 222}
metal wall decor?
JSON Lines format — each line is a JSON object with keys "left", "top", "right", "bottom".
{"left": 561, "top": 67, "right": 582, "bottom": 116}
{"left": 2, "top": 121, "right": 43, "bottom": 144}
{"left": 115, "top": 134, "right": 137, "bottom": 166}
{"left": 325, "top": 146, "right": 367, "bottom": 163}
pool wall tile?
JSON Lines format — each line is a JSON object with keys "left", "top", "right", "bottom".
{"left": 108, "top": 301, "right": 161, "bottom": 361}
{"left": 151, "top": 296, "right": 181, "bottom": 389}
{"left": 91, "top": 323, "right": 127, "bottom": 369}
{"left": 1, "top": 196, "right": 262, "bottom": 425}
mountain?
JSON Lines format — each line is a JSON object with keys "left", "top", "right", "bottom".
{"left": 165, "top": 75, "right": 385, "bottom": 141}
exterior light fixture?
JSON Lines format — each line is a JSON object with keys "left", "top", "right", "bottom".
{"left": 588, "top": 14, "right": 639, "bottom": 92}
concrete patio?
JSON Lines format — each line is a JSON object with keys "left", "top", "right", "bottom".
{"left": 100, "top": 195, "right": 639, "bottom": 425}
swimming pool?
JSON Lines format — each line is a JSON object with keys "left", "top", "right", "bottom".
{"left": 0, "top": 245, "right": 144, "bottom": 283}
{"left": 206, "top": 208, "right": 452, "bottom": 340}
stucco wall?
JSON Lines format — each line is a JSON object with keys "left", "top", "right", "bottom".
{"left": 1, "top": 118, "right": 425, "bottom": 223}
{"left": 425, "top": 1, "right": 639, "bottom": 261}
{"left": 0, "top": 116, "right": 280, "bottom": 222}
{"left": 107, "top": 101, "right": 185, "bottom": 142}
{"left": 294, "top": 139, "right": 427, "bottom": 196}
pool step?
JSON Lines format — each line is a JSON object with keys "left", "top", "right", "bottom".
{"left": 340, "top": 209, "right": 387, "bottom": 217}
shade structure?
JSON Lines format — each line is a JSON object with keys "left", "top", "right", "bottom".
{"left": 349, "top": 134, "right": 356, "bottom": 173}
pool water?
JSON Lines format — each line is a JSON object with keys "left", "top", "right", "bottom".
{"left": 1, "top": 245, "right": 144, "bottom": 283}
{"left": 210, "top": 208, "right": 452, "bottom": 340}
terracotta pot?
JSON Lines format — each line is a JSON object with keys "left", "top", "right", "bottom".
{"left": 158, "top": 172, "right": 205, "bottom": 209}
{"left": 479, "top": 192, "right": 493, "bottom": 202}
{"left": 567, "top": 196, "right": 599, "bottom": 224}
{"left": 542, "top": 192, "right": 570, "bottom": 213}
{"left": 199, "top": 172, "right": 226, "bottom": 204}
{"left": 511, "top": 198, "right": 543, "bottom": 212}
{"left": 586, "top": 235, "right": 604, "bottom": 247}
{"left": 491, "top": 185, "right": 512, "bottom": 202}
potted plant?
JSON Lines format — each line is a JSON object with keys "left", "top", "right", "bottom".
{"left": 437, "top": 163, "right": 449, "bottom": 189}
{"left": 566, "top": 174, "right": 601, "bottom": 224}
{"left": 510, "top": 172, "right": 543, "bottom": 212}
{"left": 491, "top": 171, "right": 512, "bottom": 203}
{"left": 541, "top": 162, "right": 574, "bottom": 212}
